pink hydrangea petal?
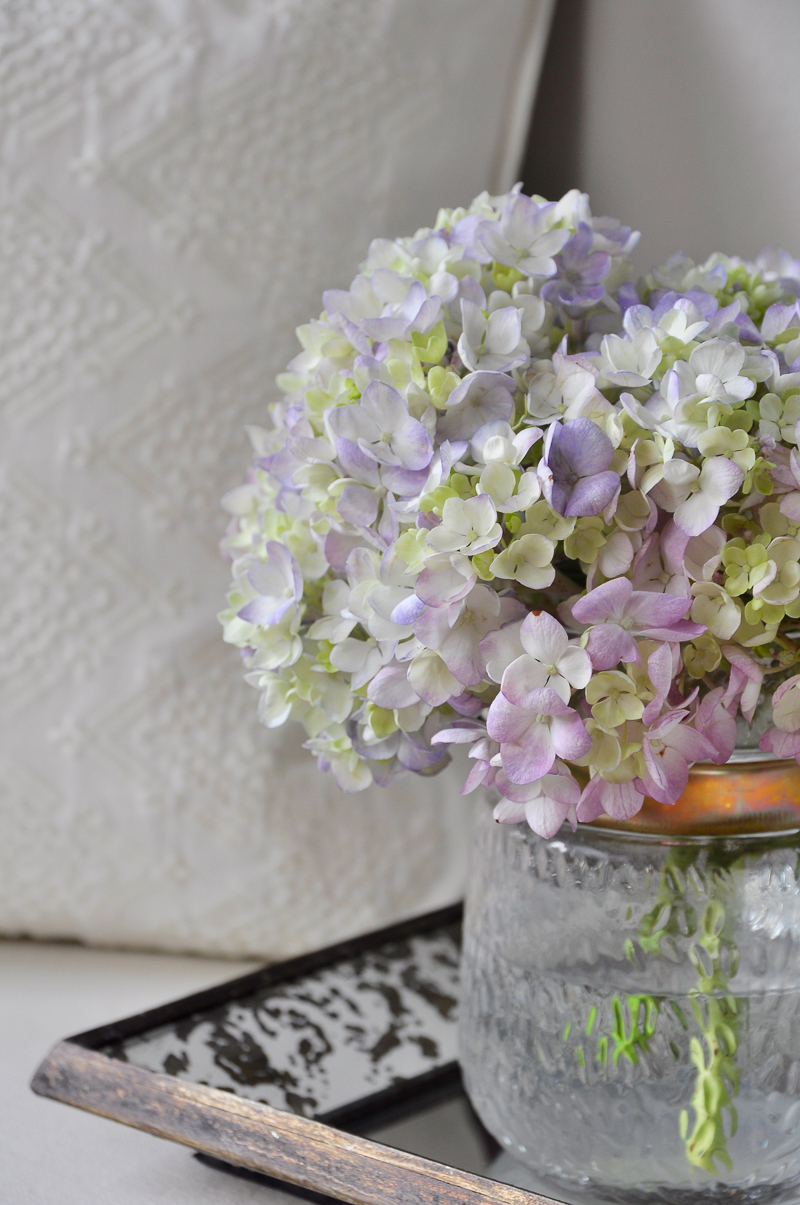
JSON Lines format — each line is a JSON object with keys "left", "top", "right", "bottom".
{"left": 585, "top": 624, "right": 639, "bottom": 670}
{"left": 642, "top": 642, "right": 673, "bottom": 725}
{"left": 720, "top": 646, "right": 766, "bottom": 723}
{"left": 760, "top": 727, "right": 800, "bottom": 759}
{"left": 575, "top": 777, "right": 607, "bottom": 823}
{"left": 643, "top": 744, "right": 689, "bottom": 805}
{"left": 550, "top": 711, "right": 592, "bottom": 760}
{"left": 684, "top": 526, "right": 727, "bottom": 580}
{"left": 506, "top": 686, "right": 573, "bottom": 716}
{"left": 525, "top": 794, "right": 572, "bottom": 838}
{"left": 660, "top": 521, "right": 690, "bottom": 576}
{"left": 487, "top": 693, "right": 534, "bottom": 744}
{"left": 577, "top": 776, "right": 645, "bottom": 822}
{"left": 572, "top": 577, "right": 632, "bottom": 625}
{"left": 626, "top": 589, "right": 692, "bottom": 626}
{"left": 558, "top": 645, "right": 592, "bottom": 689}
{"left": 441, "top": 623, "right": 486, "bottom": 686}
{"left": 694, "top": 688, "right": 737, "bottom": 764}
{"left": 415, "top": 555, "right": 476, "bottom": 607}
{"left": 431, "top": 722, "right": 485, "bottom": 745}
{"left": 663, "top": 723, "right": 717, "bottom": 764}
{"left": 601, "top": 778, "right": 647, "bottom": 819}
{"left": 461, "top": 760, "right": 495, "bottom": 794}
{"left": 637, "top": 618, "right": 706, "bottom": 641}
{"left": 414, "top": 605, "right": 454, "bottom": 649}
{"left": 780, "top": 492, "right": 800, "bottom": 522}
{"left": 500, "top": 726, "right": 556, "bottom": 784}
{"left": 541, "top": 768, "right": 582, "bottom": 805}
{"left": 673, "top": 492, "right": 720, "bottom": 537}
{"left": 449, "top": 692, "right": 485, "bottom": 716}
{"left": 494, "top": 772, "right": 543, "bottom": 804}
{"left": 480, "top": 622, "right": 525, "bottom": 683}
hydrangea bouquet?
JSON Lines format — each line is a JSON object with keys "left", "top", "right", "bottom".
{"left": 219, "top": 185, "right": 800, "bottom": 838}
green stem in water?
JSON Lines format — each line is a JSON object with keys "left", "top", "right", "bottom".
{"left": 680, "top": 894, "right": 741, "bottom": 1174}
{"left": 638, "top": 850, "right": 742, "bottom": 1174}
{"left": 610, "top": 993, "right": 659, "bottom": 1066}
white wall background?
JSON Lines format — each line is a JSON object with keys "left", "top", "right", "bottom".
{"left": 525, "top": 0, "right": 800, "bottom": 270}
{"left": 0, "top": 0, "right": 552, "bottom": 958}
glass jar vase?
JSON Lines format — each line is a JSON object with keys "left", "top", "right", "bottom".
{"left": 460, "top": 762, "right": 800, "bottom": 1204}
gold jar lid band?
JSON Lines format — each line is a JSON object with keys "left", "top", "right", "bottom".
{"left": 589, "top": 757, "right": 800, "bottom": 837}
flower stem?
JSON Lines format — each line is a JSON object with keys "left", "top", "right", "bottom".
{"left": 639, "top": 850, "right": 742, "bottom": 1174}
{"left": 681, "top": 889, "right": 741, "bottom": 1173}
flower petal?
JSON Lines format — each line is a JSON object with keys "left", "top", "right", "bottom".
{"left": 500, "top": 725, "right": 556, "bottom": 784}
{"left": 519, "top": 609, "right": 568, "bottom": 664}
{"left": 367, "top": 664, "right": 421, "bottom": 709}
{"left": 559, "top": 418, "right": 614, "bottom": 477}
{"left": 760, "top": 727, "right": 800, "bottom": 759}
{"left": 558, "top": 644, "right": 593, "bottom": 690}
{"left": 564, "top": 471, "right": 620, "bottom": 517}
{"left": 441, "top": 623, "right": 486, "bottom": 686}
{"left": 673, "top": 492, "right": 720, "bottom": 537}
{"left": 408, "top": 651, "right": 461, "bottom": 706}
{"left": 501, "top": 654, "right": 549, "bottom": 704}
{"left": 572, "top": 577, "right": 632, "bottom": 626}
{"left": 550, "top": 712, "right": 592, "bottom": 760}
{"left": 585, "top": 623, "right": 639, "bottom": 670}
{"left": 415, "top": 554, "right": 476, "bottom": 606}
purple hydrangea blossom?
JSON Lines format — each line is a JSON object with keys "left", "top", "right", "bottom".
{"left": 576, "top": 776, "right": 645, "bottom": 823}
{"left": 237, "top": 543, "right": 303, "bottom": 625}
{"left": 636, "top": 709, "right": 717, "bottom": 806}
{"left": 438, "top": 371, "right": 517, "bottom": 441}
{"left": 476, "top": 194, "right": 570, "bottom": 277}
{"left": 327, "top": 380, "right": 433, "bottom": 471}
{"left": 457, "top": 301, "right": 529, "bottom": 373}
{"left": 568, "top": 576, "right": 705, "bottom": 670}
{"left": 760, "top": 675, "right": 800, "bottom": 761}
{"left": 486, "top": 687, "right": 591, "bottom": 784}
{"left": 539, "top": 418, "right": 619, "bottom": 517}
{"left": 493, "top": 761, "right": 581, "bottom": 838}
{"left": 325, "top": 270, "right": 441, "bottom": 345}
{"left": 414, "top": 586, "right": 525, "bottom": 687}
{"left": 541, "top": 223, "right": 611, "bottom": 313}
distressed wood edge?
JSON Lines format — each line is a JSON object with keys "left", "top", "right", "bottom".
{"left": 31, "top": 1042, "right": 560, "bottom": 1205}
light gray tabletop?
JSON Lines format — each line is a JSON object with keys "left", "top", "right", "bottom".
{"left": 0, "top": 939, "right": 302, "bottom": 1204}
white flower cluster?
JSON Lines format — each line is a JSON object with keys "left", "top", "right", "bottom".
{"left": 219, "top": 185, "right": 800, "bottom": 835}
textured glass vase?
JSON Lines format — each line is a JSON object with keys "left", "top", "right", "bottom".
{"left": 460, "top": 787, "right": 800, "bottom": 1204}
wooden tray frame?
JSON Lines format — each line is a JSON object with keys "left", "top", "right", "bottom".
{"left": 31, "top": 904, "right": 555, "bottom": 1205}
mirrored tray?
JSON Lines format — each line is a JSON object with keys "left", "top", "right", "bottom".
{"left": 31, "top": 904, "right": 557, "bottom": 1205}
